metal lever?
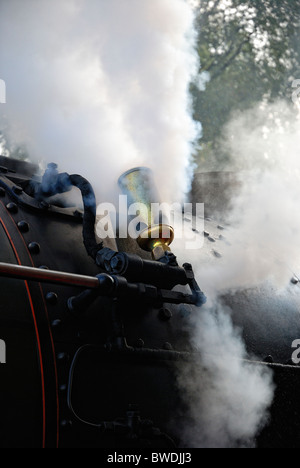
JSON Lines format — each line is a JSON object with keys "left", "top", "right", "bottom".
{"left": 0, "top": 262, "right": 206, "bottom": 311}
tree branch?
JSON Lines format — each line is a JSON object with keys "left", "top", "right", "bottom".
{"left": 209, "top": 38, "right": 249, "bottom": 81}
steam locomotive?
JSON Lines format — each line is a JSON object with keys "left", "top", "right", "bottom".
{"left": 0, "top": 155, "right": 300, "bottom": 449}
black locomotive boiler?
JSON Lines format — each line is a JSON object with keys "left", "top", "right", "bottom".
{"left": 0, "top": 156, "right": 300, "bottom": 449}
{"left": 0, "top": 157, "right": 208, "bottom": 448}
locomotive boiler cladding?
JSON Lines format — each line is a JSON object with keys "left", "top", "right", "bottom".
{"left": 1, "top": 155, "right": 300, "bottom": 449}
{"left": 0, "top": 157, "right": 206, "bottom": 448}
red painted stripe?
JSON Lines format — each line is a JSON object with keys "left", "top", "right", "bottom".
{"left": 1, "top": 201, "right": 60, "bottom": 447}
{"left": 0, "top": 214, "right": 46, "bottom": 448}
{"left": 1, "top": 207, "right": 60, "bottom": 447}
{"left": 38, "top": 283, "right": 60, "bottom": 448}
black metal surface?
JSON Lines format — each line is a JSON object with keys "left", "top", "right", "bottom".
{"left": 0, "top": 213, "right": 43, "bottom": 447}
{"left": 96, "top": 249, "right": 191, "bottom": 289}
{"left": 0, "top": 161, "right": 193, "bottom": 447}
{"left": 1, "top": 157, "right": 300, "bottom": 448}
{"left": 0, "top": 199, "right": 58, "bottom": 447}
{"left": 257, "top": 363, "right": 300, "bottom": 448}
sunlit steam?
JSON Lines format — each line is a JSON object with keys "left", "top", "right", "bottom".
{"left": 176, "top": 99, "right": 300, "bottom": 447}
{"left": 200, "top": 100, "right": 300, "bottom": 293}
{"left": 0, "top": 0, "right": 200, "bottom": 205}
{"left": 176, "top": 306, "right": 274, "bottom": 448}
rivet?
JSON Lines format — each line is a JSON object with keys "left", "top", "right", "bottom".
{"left": 51, "top": 319, "right": 62, "bottom": 329}
{"left": 213, "top": 250, "right": 222, "bottom": 258}
{"left": 203, "top": 231, "right": 210, "bottom": 237}
{"left": 163, "top": 342, "right": 173, "bottom": 351}
{"left": 17, "top": 221, "right": 29, "bottom": 233}
{"left": 135, "top": 338, "right": 145, "bottom": 348}
{"left": 39, "top": 265, "right": 49, "bottom": 270}
{"left": 159, "top": 308, "right": 172, "bottom": 321}
{"left": 207, "top": 236, "right": 216, "bottom": 243}
{"left": 264, "top": 355, "right": 274, "bottom": 364}
{"left": 39, "top": 201, "right": 50, "bottom": 210}
{"left": 57, "top": 352, "right": 68, "bottom": 362}
{"left": 59, "top": 384, "right": 67, "bottom": 393}
{"left": 0, "top": 187, "right": 5, "bottom": 197}
{"left": 60, "top": 420, "right": 72, "bottom": 429}
{"left": 217, "top": 225, "right": 225, "bottom": 230}
{"left": 291, "top": 277, "right": 299, "bottom": 285}
{"left": 46, "top": 292, "right": 58, "bottom": 304}
{"left": 28, "top": 242, "right": 40, "bottom": 254}
{"left": 6, "top": 202, "right": 18, "bottom": 213}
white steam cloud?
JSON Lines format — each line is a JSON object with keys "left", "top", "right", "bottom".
{"left": 194, "top": 100, "right": 300, "bottom": 296}
{"left": 0, "top": 0, "right": 200, "bottom": 204}
{"left": 176, "top": 307, "right": 274, "bottom": 448}
{"left": 176, "top": 99, "right": 300, "bottom": 448}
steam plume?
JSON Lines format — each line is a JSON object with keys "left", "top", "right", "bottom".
{"left": 0, "top": 0, "right": 200, "bottom": 204}
{"left": 176, "top": 307, "right": 274, "bottom": 448}
{"left": 176, "top": 99, "right": 300, "bottom": 448}
{"left": 193, "top": 100, "right": 300, "bottom": 295}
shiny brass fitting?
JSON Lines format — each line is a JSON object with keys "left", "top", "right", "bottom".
{"left": 137, "top": 224, "right": 174, "bottom": 261}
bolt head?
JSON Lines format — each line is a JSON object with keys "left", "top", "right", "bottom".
{"left": 163, "top": 342, "right": 173, "bottom": 351}
{"left": 51, "top": 319, "right": 62, "bottom": 329}
{"left": 159, "top": 308, "right": 172, "bottom": 321}
{"left": 17, "top": 221, "right": 29, "bottom": 233}
{"left": 46, "top": 292, "right": 58, "bottom": 304}
{"left": 28, "top": 242, "right": 40, "bottom": 254}
{"left": 6, "top": 202, "right": 18, "bottom": 213}
{"left": 135, "top": 338, "right": 145, "bottom": 348}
